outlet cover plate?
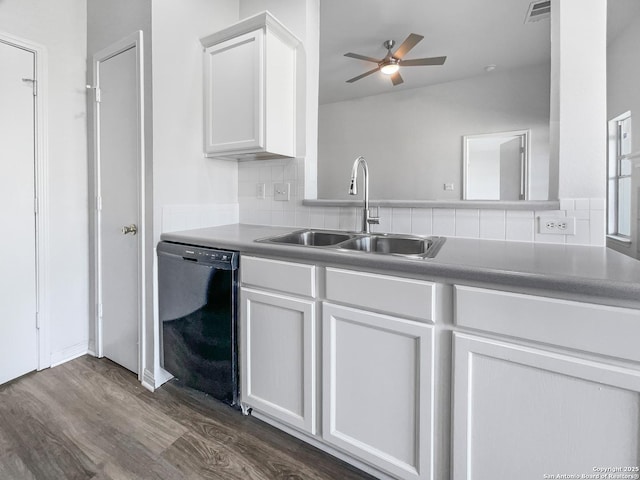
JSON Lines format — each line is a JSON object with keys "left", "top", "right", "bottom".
{"left": 274, "top": 182, "right": 290, "bottom": 201}
{"left": 538, "top": 216, "right": 576, "bottom": 235}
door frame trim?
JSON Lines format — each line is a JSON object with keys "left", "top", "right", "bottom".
{"left": 92, "top": 31, "right": 146, "bottom": 380}
{"left": 0, "top": 32, "right": 51, "bottom": 372}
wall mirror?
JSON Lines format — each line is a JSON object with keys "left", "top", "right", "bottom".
{"left": 463, "top": 130, "right": 529, "bottom": 201}
{"left": 316, "top": 0, "right": 551, "bottom": 202}
{"left": 606, "top": 0, "right": 640, "bottom": 258}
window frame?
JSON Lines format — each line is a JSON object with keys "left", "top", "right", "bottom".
{"left": 607, "top": 112, "right": 632, "bottom": 240}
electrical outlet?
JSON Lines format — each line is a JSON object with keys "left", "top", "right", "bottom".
{"left": 443, "top": 183, "right": 455, "bottom": 191}
{"left": 256, "top": 183, "right": 265, "bottom": 199}
{"left": 274, "top": 182, "right": 290, "bottom": 201}
{"left": 538, "top": 216, "right": 576, "bottom": 235}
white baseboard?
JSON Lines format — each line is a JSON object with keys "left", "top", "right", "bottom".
{"left": 87, "top": 340, "right": 96, "bottom": 357}
{"left": 50, "top": 341, "right": 89, "bottom": 367}
{"left": 141, "top": 368, "right": 155, "bottom": 392}
{"left": 155, "top": 366, "right": 174, "bottom": 389}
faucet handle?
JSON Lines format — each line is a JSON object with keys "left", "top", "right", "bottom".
{"left": 367, "top": 216, "right": 380, "bottom": 225}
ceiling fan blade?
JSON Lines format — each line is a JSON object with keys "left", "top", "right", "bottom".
{"left": 344, "top": 52, "right": 381, "bottom": 63}
{"left": 391, "top": 71, "right": 404, "bottom": 86}
{"left": 346, "top": 67, "right": 380, "bottom": 83}
{"left": 401, "top": 56, "right": 447, "bottom": 67}
{"left": 393, "top": 33, "right": 424, "bottom": 60}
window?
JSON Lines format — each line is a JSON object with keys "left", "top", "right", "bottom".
{"left": 607, "top": 112, "right": 632, "bottom": 238}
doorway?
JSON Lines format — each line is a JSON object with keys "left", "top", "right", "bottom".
{"left": 92, "top": 32, "right": 145, "bottom": 376}
{"left": 0, "top": 33, "right": 49, "bottom": 385}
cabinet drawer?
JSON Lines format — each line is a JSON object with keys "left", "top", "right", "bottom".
{"left": 454, "top": 285, "right": 640, "bottom": 362}
{"left": 242, "top": 256, "right": 316, "bottom": 298}
{"left": 326, "top": 268, "right": 435, "bottom": 322}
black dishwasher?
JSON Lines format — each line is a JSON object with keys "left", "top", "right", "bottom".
{"left": 157, "top": 241, "right": 239, "bottom": 406}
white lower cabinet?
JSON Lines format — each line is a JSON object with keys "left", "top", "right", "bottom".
{"left": 240, "top": 287, "right": 316, "bottom": 434}
{"left": 322, "top": 303, "right": 434, "bottom": 480}
{"left": 452, "top": 333, "right": 640, "bottom": 480}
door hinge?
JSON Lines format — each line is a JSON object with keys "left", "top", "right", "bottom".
{"left": 22, "top": 78, "right": 37, "bottom": 96}
{"left": 86, "top": 85, "right": 100, "bottom": 103}
{"left": 520, "top": 146, "right": 526, "bottom": 154}
{"left": 96, "top": 195, "right": 102, "bottom": 211}
{"left": 98, "top": 303, "right": 103, "bottom": 318}
{"left": 34, "top": 196, "right": 38, "bottom": 214}
{"left": 36, "top": 312, "right": 40, "bottom": 329}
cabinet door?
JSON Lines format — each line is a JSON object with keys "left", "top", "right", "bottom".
{"left": 452, "top": 333, "right": 640, "bottom": 480}
{"left": 240, "top": 287, "right": 316, "bottom": 434}
{"left": 322, "top": 303, "right": 434, "bottom": 480}
{"left": 204, "top": 29, "right": 263, "bottom": 154}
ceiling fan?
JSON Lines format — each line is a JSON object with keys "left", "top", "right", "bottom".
{"left": 344, "top": 33, "right": 446, "bottom": 86}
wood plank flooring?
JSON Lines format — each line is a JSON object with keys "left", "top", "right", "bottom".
{"left": 0, "top": 356, "right": 375, "bottom": 480}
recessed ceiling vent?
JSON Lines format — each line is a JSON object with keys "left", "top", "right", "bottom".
{"left": 524, "top": 0, "right": 551, "bottom": 24}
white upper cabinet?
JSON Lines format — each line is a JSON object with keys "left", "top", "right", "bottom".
{"left": 200, "top": 12, "right": 299, "bottom": 160}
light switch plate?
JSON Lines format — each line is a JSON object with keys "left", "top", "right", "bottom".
{"left": 256, "top": 183, "right": 265, "bottom": 199}
{"left": 274, "top": 182, "right": 290, "bottom": 201}
{"left": 538, "top": 216, "right": 576, "bottom": 235}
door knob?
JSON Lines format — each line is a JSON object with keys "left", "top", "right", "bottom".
{"left": 121, "top": 224, "right": 138, "bottom": 235}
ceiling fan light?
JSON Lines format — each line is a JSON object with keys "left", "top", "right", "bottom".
{"left": 380, "top": 63, "right": 400, "bottom": 75}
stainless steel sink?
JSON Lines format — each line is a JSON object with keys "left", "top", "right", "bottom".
{"left": 256, "top": 229, "right": 356, "bottom": 247}
{"left": 256, "top": 229, "right": 445, "bottom": 259}
{"left": 337, "top": 234, "right": 440, "bottom": 257}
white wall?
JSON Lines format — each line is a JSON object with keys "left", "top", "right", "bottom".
{"left": 0, "top": 0, "right": 89, "bottom": 364}
{"left": 551, "top": 0, "right": 607, "bottom": 200}
{"left": 317, "top": 63, "right": 550, "bottom": 201}
{"left": 152, "top": 0, "right": 240, "bottom": 244}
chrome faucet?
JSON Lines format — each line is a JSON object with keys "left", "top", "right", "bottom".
{"left": 349, "top": 156, "right": 379, "bottom": 233}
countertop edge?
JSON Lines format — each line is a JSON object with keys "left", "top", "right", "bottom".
{"left": 160, "top": 224, "right": 640, "bottom": 308}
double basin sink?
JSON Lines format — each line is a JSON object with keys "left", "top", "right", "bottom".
{"left": 256, "top": 229, "right": 445, "bottom": 259}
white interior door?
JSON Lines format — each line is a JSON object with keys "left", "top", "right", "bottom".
{"left": 499, "top": 137, "right": 524, "bottom": 200}
{"left": 96, "top": 38, "right": 142, "bottom": 374}
{"left": 0, "top": 41, "right": 38, "bottom": 384}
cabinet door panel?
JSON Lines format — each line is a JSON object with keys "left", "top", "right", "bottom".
{"left": 241, "top": 288, "right": 315, "bottom": 433}
{"left": 204, "top": 30, "right": 263, "bottom": 153}
{"left": 452, "top": 333, "right": 640, "bottom": 480}
{"left": 323, "top": 303, "right": 433, "bottom": 480}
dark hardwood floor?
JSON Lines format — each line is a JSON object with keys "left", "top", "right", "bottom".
{"left": 0, "top": 356, "right": 375, "bottom": 480}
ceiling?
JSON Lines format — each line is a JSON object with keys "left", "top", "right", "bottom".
{"left": 318, "top": 0, "right": 552, "bottom": 105}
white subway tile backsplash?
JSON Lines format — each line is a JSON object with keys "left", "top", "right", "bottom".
{"left": 560, "top": 199, "right": 575, "bottom": 211}
{"left": 411, "top": 209, "right": 432, "bottom": 236}
{"left": 574, "top": 198, "right": 590, "bottom": 211}
{"left": 455, "top": 209, "right": 480, "bottom": 238}
{"left": 339, "top": 207, "right": 357, "bottom": 231}
{"left": 391, "top": 208, "right": 412, "bottom": 234}
{"left": 295, "top": 206, "right": 310, "bottom": 227}
{"left": 566, "top": 209, "right": 590, "bottom": 220}
{"left": 505, "top": 211, "right": 535, "bottom": 242}
{"left": 323, "top": 207, "right": 341, "bottom": 229}
{"left": 309, "top": 208, "right": 325, "bottom": 229}
{"left": 259, "top": 166, "right": 272, "bottom": 183}
{"left": 566, "top": 218, "right": 591, "bottom": 245}
{"left": 590, "top": 209, "right": 606, "bottom": 246}
{"left": 479, "top": 210, "right": 506, "bottom": 240}
{"left": 271, "top": 165, "right": 284, "bottom": 182}
{"left": 432, "top": 209, "right": 455, "bottom": 236}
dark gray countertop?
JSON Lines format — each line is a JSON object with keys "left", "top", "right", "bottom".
{"left": 160, "top": 224, "right": 640, "bottom": 307}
